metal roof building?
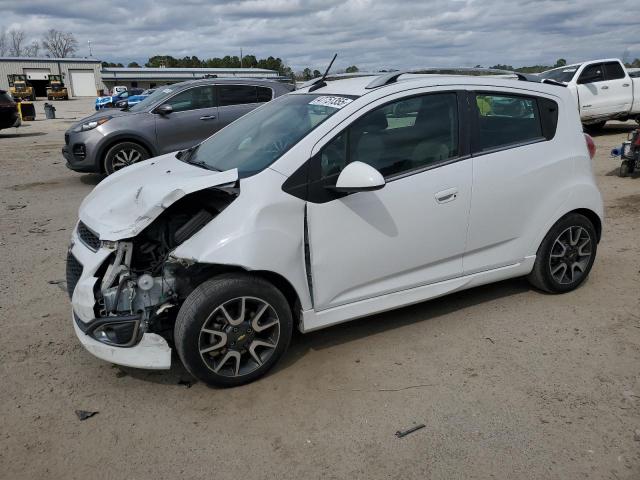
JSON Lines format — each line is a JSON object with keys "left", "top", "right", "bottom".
{"left": 100, "top": 67, "right": 280, "bottom": 91}
{"left": 0, "top": 57, "right": 281, "bottom": 98}
{"left": 0, "top": 57, "right": 102, "bottom": 97}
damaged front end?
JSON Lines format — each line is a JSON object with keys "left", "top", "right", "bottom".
{"left": 69, "top": 184, "right": 238, "bottom": 367}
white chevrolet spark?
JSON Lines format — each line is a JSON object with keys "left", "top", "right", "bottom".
{"left": 68, "top": 72, "right": 603, "bottom": 387}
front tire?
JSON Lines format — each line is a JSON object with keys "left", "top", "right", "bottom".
{"left": 528, "top": 213, "right": 597, "bottom": 293}
{"left": 174, "top": 274, "right": 293, "bottom": 388}
{"left": 103, "top": 141, "right": 149, "bottom": 174}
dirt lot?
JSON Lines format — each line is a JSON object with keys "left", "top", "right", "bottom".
{"left": 1, "top": 98, "right": 639, "bottom": 479}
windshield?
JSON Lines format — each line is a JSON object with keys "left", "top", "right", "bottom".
{"left": 184, "top": 93, "right": 355, "bottom": 177}
{"left": 129, "top": 86, "right": 176, "bottom": 112}
{"left": 539, "top": 66, "right": 578, "bottom": 83}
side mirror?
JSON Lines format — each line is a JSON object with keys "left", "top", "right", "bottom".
{"left": 156, "top": 104, "right": 173, "bottom": 115}
{"left": 334, "top": 161, "right": 385, "bottom": 193}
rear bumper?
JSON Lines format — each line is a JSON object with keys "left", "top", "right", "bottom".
{"left": 72, "top": 312, "right": 172, "bottom": 369}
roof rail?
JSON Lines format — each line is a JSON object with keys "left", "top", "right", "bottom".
{"left": 300, "top": 72, "right": 377, "bottom": 90}
{"left": 363, "top": 67, "right": 567, "bottom": 89}
{"left": 365, "top": 71, "right": 405, "bottom": 89}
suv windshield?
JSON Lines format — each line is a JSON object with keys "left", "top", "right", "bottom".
{"left": 539, "top": 66, "right": 578, "bottom": 83}
{"left": 129, "top": 86, "right": 176, "bottom": 112}
{"left": 184, "top": 93, "right": 355, "bottom": 177}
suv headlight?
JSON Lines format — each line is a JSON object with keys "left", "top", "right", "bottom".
{"left": 73, "top": 116, "right": 111, "bottom": 132}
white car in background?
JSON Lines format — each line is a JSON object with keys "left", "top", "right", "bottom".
{"left": 68, "top": 72, "right": 603, "bottom": 387}
{"left": 539, "top": 58, "right": 640, "bottom": 128}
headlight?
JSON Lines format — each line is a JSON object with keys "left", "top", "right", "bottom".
{"left": 73, "top": 116, "right": 111, "bottom": 132}
{"left": 101, "top": 240, "right": 118, "bottom": 250}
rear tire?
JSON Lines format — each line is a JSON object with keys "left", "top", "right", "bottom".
{"left": 585, "top": 121, "right": 606, "bottom": 132}
{"left": 174, "top": 274, "right": 293, "bottom": 388}
{"left": 527, "top": 213, "right": 597, "bottom": 293}
{"left": 103, "top": 141, "right": 149, "bottom": 175}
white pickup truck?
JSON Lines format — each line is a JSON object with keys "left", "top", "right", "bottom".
{"left": 539, "top": 58, "right": 640, "bottom": 128}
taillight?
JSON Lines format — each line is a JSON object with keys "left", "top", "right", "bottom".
{"left": 584, "top": 133, "right": 596, "bottom": 160}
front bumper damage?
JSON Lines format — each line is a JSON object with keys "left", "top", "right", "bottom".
{"left": 69, "top": 225, "right": 172, "bottom": 369}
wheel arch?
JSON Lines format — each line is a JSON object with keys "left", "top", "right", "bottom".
{"left": 571, "top": 208, "right": 602, "bottom": 242}
{"left": 97, "top": 134, "right": 157, "bottom": 172}
{"left": 183, "top": 263, "right": 302, "bottom": 324}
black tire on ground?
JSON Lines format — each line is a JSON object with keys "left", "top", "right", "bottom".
{"left": 103, "top": 141, "right": 150, "bottom": 175}
{"left": 174, "top": 274, "right": 293, "bottom": 388}
{"left": 585, "top": 121, "right": 606, "bottom": 132}
{"left": 527, "top": 213, "right": 597, "bottom": 293}
{"left": 619, "top": 161, "right": 631, "bottom": 178}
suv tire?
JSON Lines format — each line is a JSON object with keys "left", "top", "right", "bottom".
{"left": 174, "top": 274, "right": 293, "bottom": 388}
{"left": 528, "top": 213, "right": 597, "bottom": 293}
{"left": 103, "top": 141, "right": 150, "bottom": 174}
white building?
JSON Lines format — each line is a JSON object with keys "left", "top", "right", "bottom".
{"left": 0, "top": 57, "right": 102, "bottom": 97}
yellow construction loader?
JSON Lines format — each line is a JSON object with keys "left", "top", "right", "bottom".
{"left": 7, "top": 74, "right": 36, "bottom": 101}
{"left": 46, "top": 75, "right": 69, "bottom": 100}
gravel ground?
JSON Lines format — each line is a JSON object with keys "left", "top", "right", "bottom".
{"left": 1, "top": 99, "right": 639, "bottom": 480}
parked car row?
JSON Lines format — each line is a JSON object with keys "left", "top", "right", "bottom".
{"left": 67, "top": 71, "right": 604, "bottom": 387}
{"left": 95, "top": 88, "right": 145, "bottom": 110}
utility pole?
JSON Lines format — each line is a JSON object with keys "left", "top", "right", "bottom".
{"left": 240, "top": 48, "right": 243, "bottom": 68}
{"left": 88, "top": 40, "right": 92, "bottom": 57}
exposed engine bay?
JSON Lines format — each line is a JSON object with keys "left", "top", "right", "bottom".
{"left": 91, "top": 186, "right": 238, "bottom": 346}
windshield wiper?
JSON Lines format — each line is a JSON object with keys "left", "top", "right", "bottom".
{"left": 179, "top": 146, "right": 220, "bottom": 171}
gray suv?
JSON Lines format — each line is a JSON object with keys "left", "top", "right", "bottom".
{"left": 63, "top": 78, "right": 294, "bottom": 174}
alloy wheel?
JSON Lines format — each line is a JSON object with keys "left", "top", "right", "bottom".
{"left": 111, "top": 148, "right": 143, "bottom": 171}
{"left": 198, "top": 296, "right": 280, "bottom": 377}
{"left": 548, "top": 226, "right": 592, "bottom": 285}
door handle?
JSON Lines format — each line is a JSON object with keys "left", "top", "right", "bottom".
{"left": 435, "top": 188, "right": 458, "bottom": 204}
{"left": 200, "top": 115, "right": 216, "bottom": 120}
{"left": 622, "top": 83, "right": 630, "bottom": 87}
{"left": 600, "top": 85, "right": 609, "bottom": 90}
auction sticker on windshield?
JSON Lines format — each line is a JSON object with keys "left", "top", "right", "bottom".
{"left": 309, "top": 96, "right": 353, "bottom": 109}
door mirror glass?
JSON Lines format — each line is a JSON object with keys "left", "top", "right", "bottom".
{"left": 156, "top": 104, "right": 173, "bottom": 115}
{"left": 334, "top": 161, "right": 385, "bottom": 192}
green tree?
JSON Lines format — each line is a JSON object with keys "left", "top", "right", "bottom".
{"left": 312, "top": 69, "right": 321, "bottom": 78}
{"left": 554, "top": 58, "right": 567, "bottom": 68}
{"left": 302, "top": 68, "right": 312, "bottom": 80}
{"left": 345, "top": 65, "right": 359, "bottom": 73}
{"left": 127, "top": 61, "right": 140, "bottom": 68}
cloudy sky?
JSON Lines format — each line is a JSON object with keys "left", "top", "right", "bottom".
{"left": 0, "top": 0, "right": 637, "bottom": 71}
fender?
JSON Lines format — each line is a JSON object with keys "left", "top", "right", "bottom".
{"left": 526, "top": 180, "right": 604, "bottom": 255}
{"left": 171, "top": 168, "right": 313, "bottom": 310}
{"left": 96, "top": 132, "right": 159, "bottom": 170}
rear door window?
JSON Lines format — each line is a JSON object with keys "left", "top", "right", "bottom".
{"left": 218, "top": 85, "right": 258, "bottom": 106}
{"left": 603, "top": 61, "right": 626, "bottom": 80}
{"left": 472, "top": 94, "right": 543, "bottom": 151}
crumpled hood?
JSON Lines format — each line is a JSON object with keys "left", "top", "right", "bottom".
{"left": 79, "top": 153, "right": 238, "bottom": 240}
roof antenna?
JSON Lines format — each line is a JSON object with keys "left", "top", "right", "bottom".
{"left": 308, "top": 53, "right": 337, "bottom": 92}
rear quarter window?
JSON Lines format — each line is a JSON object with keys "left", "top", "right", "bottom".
{"left": 473, "top": 93, "right": 558, "bottom": 152}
